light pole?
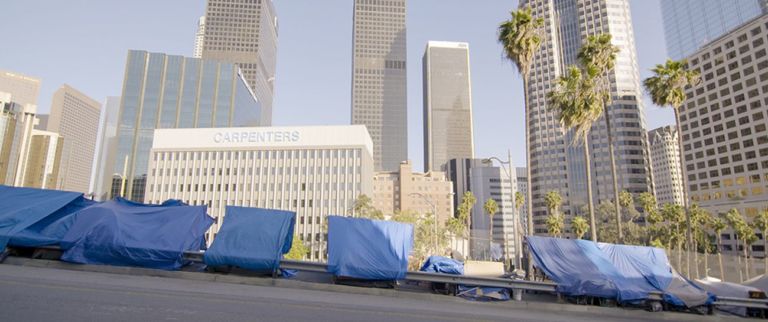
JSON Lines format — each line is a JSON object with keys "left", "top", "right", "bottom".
{"left": 483, "top": 149, "right": 521, "bottom": 271}
{"left": 410, "top": 192, "right": 438, "bottom": 255}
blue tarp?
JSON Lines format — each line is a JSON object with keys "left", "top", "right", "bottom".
{"left": 420, "top": 256, "right": 464, "bottom": 275}
{"left": 60, "top": 198, "right": 213, "bottom": 270}
{"left": 0, "top": 185, "right": 83, "bottom": 250}
{"left": 327, "top": 216, "right": 413, "bottom": 280}
{"left": 204, "top": 206, "right": 295, "bottom": 273}
{"left": 9, "top": 197, "right": 97, "bottom": 247}
{"left": 528, "top": 236, "right": 713, "bottom": 307}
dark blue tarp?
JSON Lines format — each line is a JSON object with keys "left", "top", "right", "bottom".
{"left": 420, "top": 256, "right": 464, "bottom": 275}
{"left": 327, "top": 216, "right": 413, "bottom": 280}
{"left": 528, "top": 236, "right": 713, "bottom": 307}
{"left": 204, "top": 206, "right": 295, "bottom": 273}
{"left": 9, "top": 197, "right": 97, "bottom": 247}
{"left": 0, "top": 185, "right": 83, "bottom": 250}
{"left": 60, "top": 198, "right": 213, "bottom": 270}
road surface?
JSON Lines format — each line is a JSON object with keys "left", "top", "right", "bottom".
{"left": 0, "top": 264, "right": 708, "bottom": 322}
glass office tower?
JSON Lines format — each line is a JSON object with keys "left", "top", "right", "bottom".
{"left": 109, "top": 50, "right": 260, "bottom": 202}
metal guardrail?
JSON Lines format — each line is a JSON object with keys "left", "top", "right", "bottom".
{"left": 715, "top": 296, "right": 768, "bottom": 309}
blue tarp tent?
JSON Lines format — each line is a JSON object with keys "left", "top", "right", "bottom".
{"left": 327, "top": 216, "right": 413, "bottom": 280}
{"left": 204, "top": 206, "right": 295, "bottom": 273}
{"left": 0, "top": 185, "right": 83, "bottom": 250}
{"left": 60, "top": 198, "right": 213, "bottom": 270}
{"left": 528, "top": 236, "right": 713, "bottom": 307}
{"left": 9, "top": 197, "right": 97, "bottom": 247}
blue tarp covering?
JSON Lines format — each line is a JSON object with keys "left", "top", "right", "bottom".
{"left": 9, "top": 197, "right": 97, "bottom": 247}
{"left": 527, "top": 236, "right": 713, "bottom": 307}
{"left": 204, "top": 206, "right": 295, "bottom": 273}
{"left": 0, "top": 185, "right": 83, "bottom": 250}
{"left": 60, "top": 198, "right": 213, "bottom": 270}
{"left": 327, "top": 216, "right": 413, "bottom": 280}
{"left": 420, "top": 256, "right": 464, "bottom": 275}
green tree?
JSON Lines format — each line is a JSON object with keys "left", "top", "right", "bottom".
{"left": 456, "top": 191, "right": 477, "bottom": 237}
{"left": 754, "top": 210, "right": 768, "bottom": 275}
{"left": 571, "top": 216, "right": 589, "bottom": 240}
{"left": 595, "top": 201, "right": 619, "bottom": 243}
{"left": 353, "top": 194, "right": 384, "bottom": 220}
{"left": 547, "top": 66, "right": 603, "bottom": 241}
{"left": 544, "top": 191, "right": 563, "bottom": 238}
{"left": 578, "top": 34, "right": 623, "bottom": 242}
{"left": 661, "top": 203, "right": 686, "bottom": 269}
{"left": 643, "top": 59, "right": 701, "bottom": 271}
{"left": 284, "top": 235, "right": 309, "bottom": 260}
{"left": 545, "top": 212, "right": 564, "bottom": 238}
{"left": 710, "top": 217, "right": 727, "bottom": 280}
{"left": 726, "top": 208, "right": 749, "bottom": 281}
{"left": 498, "top": 7, "right": 544, "bottom": 277}
{"left": 484, "top": 198, "right": 499, "bottom": 257}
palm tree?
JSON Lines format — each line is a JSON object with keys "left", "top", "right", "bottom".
{"left": 547, "top": 66, "right": 603, "bottom": 241}
{"left": 688, "top": 204, "right": 707, "bottom": 278}
{"left": 726, "top": 208, "right": 748, "bottom": 282}
{"left": 544, "top": 191, "right": 563, "bottom": 238}
{"left": 545, "top": 213, "right": 564, "bottom": 237}
{"left": 710, "top": 217, "right": 727, "bottom": 280}
{"left": 754, "top": 210, "right": 768, "bottom": 275}
{"left": 578, "top": 34, "right": 623, "bottom": 242}
{"left": 571, "top": 216, "right": 589, "bottom": 240}
{"left": 643, "top": 59, "right": 701, "bottom": 272}
{"left": 484, "top": 198, "right": 499, "bottom": 259}
{"left": 499, "top": 7, "right": 544, "bottom": 277}
{"left": 661, "top": 203, "right": 686, "bottom": 270}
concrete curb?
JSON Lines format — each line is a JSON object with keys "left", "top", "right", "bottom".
{"left": 2, "top": 257, "right": 727, "bottom": 321}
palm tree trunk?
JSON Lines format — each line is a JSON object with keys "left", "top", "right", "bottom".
{"left": 673, "top": 108, "right": 693, "bottom": 278}
{"left": 763, "top": 229, "right": 767, "bottom": 275}
{"left": 603, "top": 101, "right": 623, "bottom": 243}
{"left": 744, "top": 239, "right": 751, "bottom": 280}
{"left": 737, "top": 239, "right": 744, "bottom": 282}
{"left": 703, "top": 239, "right": 709, "bottom": 277}
{"left": 717, "top": 235, "right": 725, "bottom": 280}
{"left": 523, "top": 75, "right": 535, "bottom": 280}
{"left": 583, "top": 136, "right": 597, "bottom": 241}
{"left": 694, "top": 239, "right": 700, "bottom": 278}
{"left": 489, "top": 215, "right": 494, "bottom": 260}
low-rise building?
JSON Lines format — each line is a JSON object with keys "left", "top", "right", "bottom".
{"left": 372, "top": 160, "right": 454, "bottom": 225}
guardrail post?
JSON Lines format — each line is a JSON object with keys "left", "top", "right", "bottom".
{"left": 512, "top": 288, "right": 522, "bottom": 301}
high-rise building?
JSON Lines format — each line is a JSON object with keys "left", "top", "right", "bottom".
{"left": 469, "top": 166, "right": 517, "bottom": 262}
{"left": 661, "top": 0, "right": 767, "bottom": 60}
{"left": 0, "top": 69, "right": 40, "bottom": 107}
{"left": 47, "top": 84, "right": 101, "bottom": 194}
{"left": 681, "top": 14, "right": 768, "bottom": 254}
{"left": 423, "top": 41, "right": 475, "bottom": 173}
{"left": 89, "top": 96, "right": 120, "bottom": 201}
{"left": 34, "top": 114, "right": 48, "bottom": 130}
{"left": 107, "top": 50, "right": 261, "bottom": 202}
{"left": 0, "top": 92, "right": 37, "bottom": 187}
{"left": 521, "top": 0, "right": 653, "bottom": 234}
{"left": 648, "top": 126, "right": 684, "bottom": 206}
{"left": 372, "top": 160, "right": 454, "bottom": 225}
{"left": 23, "top": 130, "right": 63, "bottom": 189}
{"left": 193, "top": 16, "right": 205, "bottom": 59}
{"left": 145, "top": 125, "right": 374, "bottom": 261}
{"left": 201, "top": 0, "right": 277, "bottom": 125}
{"left": 446, "top": 158, "right": 487, "bottom": 211}
{"left": 351, "top": 0, "right": 407, "bottom": 171}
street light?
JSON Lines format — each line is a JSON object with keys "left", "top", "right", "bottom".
{"left": 483, "top": 149, "right": 522, "bottom": 271}
{"left": 410, "top": 192, "right": 438, "bottom": 255}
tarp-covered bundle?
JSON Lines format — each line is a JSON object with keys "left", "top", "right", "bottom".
{"left": 327, "top": 216, "right": 413, "bottom": 280}
{"left": 743, "top": 274, "right": 768, "bottom": 293}
{"left": 527, "top": 236, "right": 713, "bottom": 307}
{"left": 696, "top": 277, "right": 762, "bottom": 316}
{"left": 9, "top": 196, "right": 96, "bottom": 247}
{"left": 419, "top": 256, "right": 509, "bottom": 301}
{"left": 60, "top": 198, "right": 213, "bottom": 270}
{"left": 0, "top": 185, "right": 85, "bottom": 249}
{"left": 204, "top": 206, "right": 295, "bottom": 273}
{"left": 420, "top": 256, "right": 464, "bottom": 275}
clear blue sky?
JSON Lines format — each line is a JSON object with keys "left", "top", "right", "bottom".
{"left": 0, "top": 0, "right": 671, "bottom": 172}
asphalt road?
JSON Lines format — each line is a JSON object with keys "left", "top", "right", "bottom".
{"left": 0, "top": 264, "right": 706, "bottom": 322}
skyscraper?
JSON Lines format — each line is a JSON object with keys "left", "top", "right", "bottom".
{"left": 648, "top": 126, "right": 684, "bottom": 206}
{"left": 661, "top": 0, "right": 767, "bottom": 60}
{"left": 48, "top": 84, "right": 101, "bottom": 194}
{"left": 351, "top": 0, "right": 407, "bottom": 172}
{"left": 107, "top": 50, "right": 261, "bottom": 202}
{"left": 0, "top": 92, "right": 37, "bottom": 187}
{"left": 23, "top": 130, "right": 63, "bottom": 189}
{"left": 423, "top": 41, "right": 475, "bottom": 173}
{"left": 520, "top": 0, "right": 653, "bottom": 234}
{"left": 469, "top": 165, "right": 517, "bottom": 262}
{"left": 0, "top": 69, "right": 40, "bottom": 107}
{"left": 89, "top": 96, "right": 120, "bottom": 201}
{"left": 193, "top": 16, "right": 205, "bottom": 59}
{"left": 201, "top": 0, "right": 277, "bottom": 125}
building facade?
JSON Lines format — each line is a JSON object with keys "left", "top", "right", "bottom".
{"left": 23, "top": 130, "right": 63, "bottom": 189}
{"left": 648, "top": 126, "right": 685, "bottom": 206}
{"left": 469, "top": 166, "right": 517, "bottom": 262}
{"left": 48, "top": 84, "right": 101, "bottom": 193}
{"left": 107, "top": 50, "right": 261, "bottom": 202}
{"left": 520, "top": 0, "right": 653, "bottom": 234}
{"left": 89, "top": 96, "right": 120, "bottom": 201}
{"left": 145, "top": 125, "right": 374, "bottom": 261}
{"left": 201, "top": 0, "right": 277, "bottom": 125}
{"left": 0, "top": 92, "right": 37, "bottom": 187}
{"left": 193, "top": 16, "right": 205, "bottom": 59}
{"left": 681, "top": 14, "right": 768, "bottom": 254}
{"left": 661, "top": 0, "right": 767, "bottom": 60}
{"left": 446, "top": 158, "right": 487, "bottom": 211}
{"left": 351, "top": 0, "right": 407, "bottom": 171}
{"left": 0, "top": 69, "right": 40, "bottom": 107}
{"left": 423, "top": 41, "right": 475, "bottom": 173}
{"left": 372, "top": 160, "right": 454, "bottom": 225}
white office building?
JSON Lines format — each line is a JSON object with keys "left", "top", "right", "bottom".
{"left": 145, "top": 125, "right": 374, "bottom": 261}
